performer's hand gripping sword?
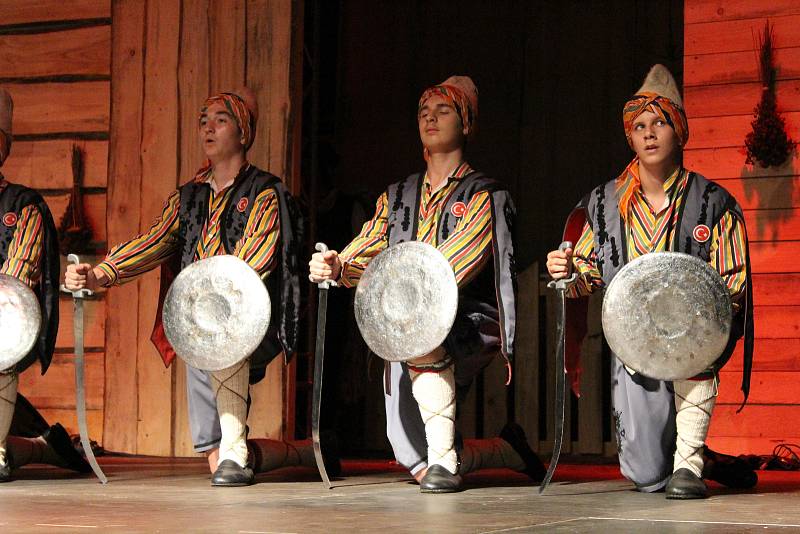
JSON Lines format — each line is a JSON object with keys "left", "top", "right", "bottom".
{"left": 539, "top": 241, "right": 577, "bottom": 494}
{"left": 61, "top": 254, "right": 107, "bottom": 484}
{"left": 312, "top": 242, "right": 335, "bottom": 489}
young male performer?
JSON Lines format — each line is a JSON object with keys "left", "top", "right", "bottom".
{"left": 0, "top": 88, "right": 90, "bottom": 481}
{"left": 64, "top": 89, "right": 334, "bottom": 486}
{"left": 309, "top": 76, "right": 544, "bottom": 493}
{"left": 546, "top": 65, "right": 756, "bottom": 499}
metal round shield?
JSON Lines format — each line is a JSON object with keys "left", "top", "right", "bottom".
{"left": 162, "top": 255, "right": 271, "bottom": 371}
{"left": 354, "top": 241, "right": 458, "bottom": 362}
{"left": 0, "top": 274, "right": 41, "bottom": 372}
{"left": 602, "top": 252, "right": 732, "bottom": 381}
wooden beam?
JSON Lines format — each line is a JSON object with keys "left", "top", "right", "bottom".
{"left": 0, "top": 0, "right": 110, "bottom": 26}
{"left": 104, "top": 0, "right": 146, "bottom": 454}
{"left": 4, "top": 82, "right": 110, "bottom": 135}
{"left": 0, "top": 25, "right": 110, "bottom": 79}
{"left": 687, "top": 111, "right": 800, "bottom": 149}
{"left": 686, "top": 0, "right": 800, "bottom": 25}
{"left": 684, "top": 79, "right": 800, "bottom": 119}
{"left": 686, "top": 14, "right": 800, "bottom": 55}
{"left": 3, "top": 140, "right": 108, "bottom": 189}
{"left": 44, "top": 192, "right": 107, "bottom": 242}
{"left": 684, "top": 147, "right": 799, "bottom": 181}
{"left": 209, "top": 0, "right": 246, "bottom": 94}
{"left": 136, "top": 0, "right": 182, "bottom": 458}
{"left": 685, "top": 46, "right": 800, "bottom": 87}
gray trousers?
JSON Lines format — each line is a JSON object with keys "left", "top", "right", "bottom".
{"left": 186, "top": 365, "right": 224, "bottom": 453}
{"left": 383, "top": 347, "right": 497, "bottom": 475}
{"left": 611, "top": 355, "right": 677, "bottom": 492}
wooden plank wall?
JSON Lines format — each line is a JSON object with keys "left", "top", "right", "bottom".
{"left": 3, "top": 0, "right": 111, "bottom": 442}
{"left": 106, "top": 0, "right": 304, "bottom": 457}
{"left": 684, "top": 0, "right": 800, "bottom": 454}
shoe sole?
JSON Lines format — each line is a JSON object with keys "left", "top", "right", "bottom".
{"left": 420, "top": 487, "right": 462, "bottom": 494}
{"left": 666, "top": 493, "right": 708, "bottom": 500}
{"left": 211, "top": 481, "right": 254, "bottom": 487}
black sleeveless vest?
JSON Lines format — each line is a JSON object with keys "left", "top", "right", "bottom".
{"left": 385, "top": 171, "right": 517, "bottom": 361}
{"left": 175, "top": 166, "right": 302, "bottom": 378}
{"left": 0, "top": 182, "right": 60, "bottom": 374}
{"left": 583, "top": 172, "right": 754, "bottom": 402}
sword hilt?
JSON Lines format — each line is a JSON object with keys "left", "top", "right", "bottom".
{"left": 315, "top": 242, "right": 337, "bottom": 290}
{"left": 547, "top": 241, "right": 578, "bottom": 291}
{"left": 61, "top": 253, "right": 93, "bottom": 299}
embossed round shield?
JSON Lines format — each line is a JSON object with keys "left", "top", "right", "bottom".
{"left": 354, "top": 241, "right": 458, "bottom": 362}
{"left": 0, "top": 274, "right": 41, "bottom": 372}
{"left": 602, "top": 252, "right": 732, "bottom": 381}
{"left": 163, "top": 255, "right": 270, "bottom": 371}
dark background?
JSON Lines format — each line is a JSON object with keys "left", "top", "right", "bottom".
{"left": 300, "top": 0, "right": 683, "bottom": 454}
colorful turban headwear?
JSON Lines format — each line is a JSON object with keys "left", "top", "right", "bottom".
{"left": 199, "top": 89, "right": 258, "bottom": 151}
{"left": 0, "top": 88, "right": 13, "bottom": 167}
{"left": 622, "top": 64, "right": 688, "bottom": 148}
{"left": 194, "top": 88, "right": 258, "bottom": 181}
{"left": 617, "top": 65, "right": 688, "bottom": 216}
{"left": 418, "top": 75, "right": 479, "bottom": 138}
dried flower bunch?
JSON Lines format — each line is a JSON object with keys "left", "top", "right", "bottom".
{"left": 745, "top": 22, "right": 796, "bottom": 168}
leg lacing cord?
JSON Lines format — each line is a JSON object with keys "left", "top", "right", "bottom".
{"left": 211, "top": 359, "right": 249, "bottom": 406}
{"left": 409, "top": 360, "right": 457, "bottom": 470}
{"left": 674, "top": 377, "right": 718, "bottom": 474}
{"left": 211, "top": 360, "right": 250, "bottom": 465}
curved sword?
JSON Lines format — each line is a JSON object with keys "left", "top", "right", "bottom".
{"left": 312, "top": 242, "right": 336, "bottom": 489}
{"left": 62, "top": 254, "right": 107, "bottom": 484}
{"left": 539, "top": 241, "right": 577, "bottom": 494}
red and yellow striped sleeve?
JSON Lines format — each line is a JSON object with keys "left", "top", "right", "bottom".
{"left": 438, "top": 191, "right": 492, "bottom": 286}
{"left": 709, "top": 211, "right": 748, "bottom": 303}
{"left": 338, "top": 192, "right": 389, "bottom": 287}
{"left": 96, "top": 189, "right": 181, "bottom": 285}
{"left": 566, "top": 221, "right": 603, "bottom": 298}
{"left": 0, "top": 204, "right": 44, "bottom": 288}
{"left": 234, "top": 188, "right": 280, "bottom": 278}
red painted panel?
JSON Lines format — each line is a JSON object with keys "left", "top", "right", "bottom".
{"left": 685, "top": 46, "right": 800, "bottom": 87}
{"left": 686, "top": 14, "right": 800, "bottom": 55}
{"left": 750, "top": 241, "right": 800, "bottom": 273}
{"left": 686, "top": 0, "right": 800, "bottom": 24}
{"left": 726, "top": 338, "right": 800, "bottom": 372}
{"left": 684, "top": 147, "right": 799, "bottom": 181}
{"left": 754, "top": 306, "right": 800, "bottom": 339}
{"left": 687, "top": 111, "right": 800, "bottom": 149}
{"left": 752, "top": 273, "right": 800, "bottom": 306}
{"left": 684, "top": 79, "right": 800, "bottom": 118}
{"left": 718, "top": 370, "right": 800, "bottom": 404}
{"left": 709, "top": 404, "right": 800, "bottom": 437}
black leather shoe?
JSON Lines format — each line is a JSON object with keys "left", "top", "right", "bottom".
{"left": 43, "top": 424, "right": 91, "bottom": 473}
{"left": 211, "top": 460, "right": 255, "bottom": 487}
{"left": 420, "top": 464, "right": 462, "bottom": 493}
{"left": 666, "top": 468, "right": 708, "bottom": 499}
{"left": 500, "top": 422, "right": 546, "bottom": 482}
{"left": 703, "top": 447, "right": 758, "bottom": 489}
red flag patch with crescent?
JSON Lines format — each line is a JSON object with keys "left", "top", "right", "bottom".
{"left": 2, "top": 212, "right": 17, "bottom": 227}
{"left": 693, "top": 224, "right": 711, "bottom": 243}
{"left": 450, "top": 201, "right": 467, "bottom": 218}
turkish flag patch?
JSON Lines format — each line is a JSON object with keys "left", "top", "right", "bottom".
{"left": 692, "top": 224, "right": 711, "bottom": 243}
{"left": 450, "top": 201, "right": 467, "bottom": 218}
{"left": 2, "top": 212, "right": 17, "bottom": 227}
{"left": 236, "top": 197, "right": 249, "bottom": 213}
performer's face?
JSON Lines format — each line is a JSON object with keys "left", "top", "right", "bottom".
{"left": 199, "top": 102, "right": 244, "bottom": 162}
{"left": 630, "top": 110, "right": 681, "bottom": 169}
{"left": 417, "top": 95, "right": 466, "bottom": 154}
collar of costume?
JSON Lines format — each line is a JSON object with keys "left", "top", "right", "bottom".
{"left": 622, "top": 91, "right": 689, "bottom": 148}
{"left": 423, "top": 161, "right": 473, "bottom": 190}
{"left": 192, "top": 161, "right": 251, "bottom": 190}
{"left": 615, "top": 158, "right": 686, "bottom": 217}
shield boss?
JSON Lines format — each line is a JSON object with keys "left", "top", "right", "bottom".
{"left": 602, "top": 252, "right": 732, "bottom": 380}
{"left": 354, "top": 242, "right": 458, "bottom": 362}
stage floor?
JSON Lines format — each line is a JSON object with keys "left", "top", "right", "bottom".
{"left": 1, "top": 458, "right": 798, "bottom": 533}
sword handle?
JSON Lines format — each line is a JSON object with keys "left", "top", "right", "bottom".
{"left": 61, "top": 254, "right": 93, "bottom": 299}
{"left": 315, "top": 242, "right": 337, "bottom": 290}
{"left": 547, "top": 241, "right": 578, "bottom": 291}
